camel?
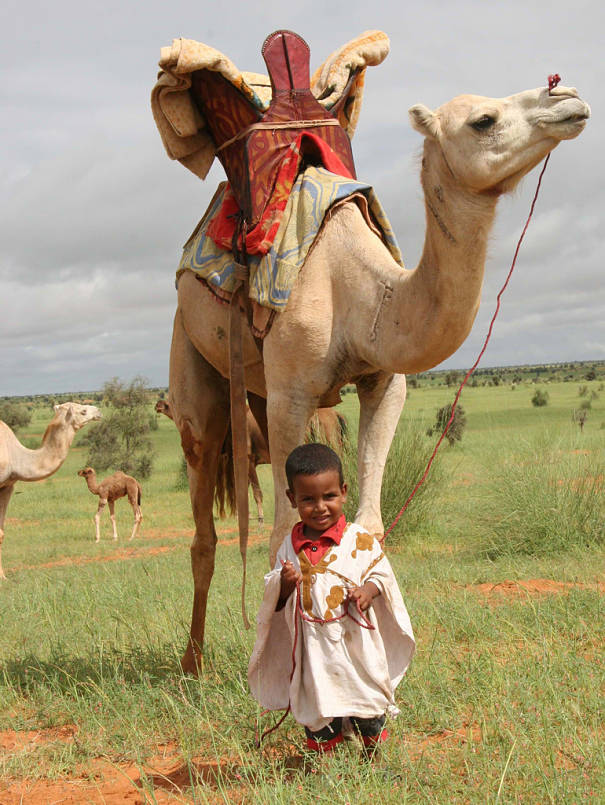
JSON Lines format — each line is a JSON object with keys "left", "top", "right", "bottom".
{"left": 77, "top": 467, "right": 143, "bottom": 542}
{"left": 166, "top": 83, "right": 589, "bottom": 672}
{"left": 0, "top": 402, "right": 102, "bottom": 579}
{"left": 156, "top": 399, "right": 346, "bottom": 524}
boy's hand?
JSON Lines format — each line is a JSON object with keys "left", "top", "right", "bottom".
{"left": 276, "top": 561, "right": 302, "bottom": 610}
{"left": 348, "top": 581, "right": 380, "bottom": 611}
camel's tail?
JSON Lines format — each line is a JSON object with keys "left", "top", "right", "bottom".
{"left": 215, "top": 424, "right": 236, "bottom": 518}
{"left": 137, "top": 487, "right": 142, "bottom": 506}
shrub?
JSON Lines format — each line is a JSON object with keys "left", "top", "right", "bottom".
{"left": 82, "top": 376, "right": 155, "bottom": 479}
{"left": 482, "top": 433, "right": 604, "bottom": 556}
{"left": 531, "top": 389, "right": 549, "bottom": 407}
{"left": 342, "top": 422, "right": 446, "bottom": 544}
{"left": 0, "top": 402, "right": 32, "bottom": 432}
{"left": 427, "top": 403, "right": 467, "bottom": 446}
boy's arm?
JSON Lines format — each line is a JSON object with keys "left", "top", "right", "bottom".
{"left": 348, "top": 581, "right": 381, "bottom": 611}
{"left": 276, "top": 560, "right": 302, "bottom": 611}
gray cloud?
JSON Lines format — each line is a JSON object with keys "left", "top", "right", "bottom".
{"left": 1, "top": 0, "right": 603, "bottom": 395}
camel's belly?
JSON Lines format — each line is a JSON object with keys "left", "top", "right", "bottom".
{"left": 177, "top": 272, "right": 267, "bottom": 397}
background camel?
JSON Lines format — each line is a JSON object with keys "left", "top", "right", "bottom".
{"left": 166, "top": 83, "right": 589, "bottom": 671}
{"left": 0, "top": 402, "right": 101, "bottom": 579}
{"left": 78, "top": 467, "right": 143, "bottom": 542}
{"left": 156, "top": 399, "right": 347, "bottom": 524}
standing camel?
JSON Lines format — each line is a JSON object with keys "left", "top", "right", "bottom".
{"left": 78, "top": 468, "right": 143, "bottom": 542}
{"left": 0, "top": 402, "right": 101, "bottom": 579}
{"left": 164, "top": 81, "right": 589, "bottom": 672}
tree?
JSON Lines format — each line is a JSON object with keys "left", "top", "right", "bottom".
{"left": 0, "top": 402, "right": 32, "bottom": 432}
{"left": 82, "top": 376, "right": 155, "bottom": 478}
{"left": 531, "top": 389, "right": 549, "bottom": 407}
{"left": 427, "top": 403, "right": 467, "bottom": 446}
{"left": 445, "top": 371, "right": 460, "bottom": 387}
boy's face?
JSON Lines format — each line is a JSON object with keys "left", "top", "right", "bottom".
{"left": 286, "top": 469, "right": 347, "bottom": 539}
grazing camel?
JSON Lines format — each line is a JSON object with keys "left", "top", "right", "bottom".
{"left": 158, "top": 63, "right": 590, "bottom": 669}
{"left": 78, "top": 467, "right": 143, "bottom": 542}
{"left": 156, "top": 399, "right": 346, "bottom": 524}
{"left": 0, "top": 402, "right": 101, "bottom": 579}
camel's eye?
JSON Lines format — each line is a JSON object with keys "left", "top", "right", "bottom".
{"left": 470, "top": 114, "right": 496, "bottom": 131}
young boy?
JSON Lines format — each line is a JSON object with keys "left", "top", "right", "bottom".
{"left": 248, "top": 443, "right": 415, "bottom": 753}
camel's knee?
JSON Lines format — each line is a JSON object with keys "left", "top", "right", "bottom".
{"left": 135, "top": 508, "right": 143, "bottom": 524}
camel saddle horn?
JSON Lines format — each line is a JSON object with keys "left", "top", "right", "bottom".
{"left": 190, "top": 29, "right": 357, "bottom": 226}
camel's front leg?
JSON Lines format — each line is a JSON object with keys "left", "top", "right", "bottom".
{"left": 94, "top": 500, "right": 106, "bottom": 542}
{"left": 266, "top": 391, "right": 316, "bottom": 564}
{"left": 108, "top": 500, "right": 119, "bottom": 541}
{"left": 170, "top": 308, "right": 230, "bottom": 675}
{"left": 0, "top": 485, "right": 15, "bottom": 580}
{"left": 355, "top": 372, "right": 407, "bottom": 538}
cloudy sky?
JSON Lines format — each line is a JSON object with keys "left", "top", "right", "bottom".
{"left": 1, "top": 0, "right": 602, "bottom": 396}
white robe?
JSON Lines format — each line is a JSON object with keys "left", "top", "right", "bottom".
{"left": 248, "top": 523, "right": 415, "bottom": 732}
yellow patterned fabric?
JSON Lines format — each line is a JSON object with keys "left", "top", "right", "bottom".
{"left": 151, "top": 31, "right": 389, "bottom": 180}
{"left": 177, "top": 166, "right": 404, "bottom": 312}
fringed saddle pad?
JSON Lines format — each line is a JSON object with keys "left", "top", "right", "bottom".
{"left": 177, "top": 166, "right": 404, "bottom": 334}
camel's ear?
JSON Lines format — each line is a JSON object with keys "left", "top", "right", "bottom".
{"left": 54, "top": 404, "right": 60, "bottom": 411}
{"left": 409, "top": 104, "right": 441, "bottom": 140}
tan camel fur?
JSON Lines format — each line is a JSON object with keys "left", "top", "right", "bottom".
{"left": 155, "top": 399, "right": 346, "bottom": 524}
{"left": 78, "top": 467, "right": 143, "bottom": 542}
{"left": 0, "top": 402, "right": 101, "bottom": 579}
{"left": 166, "top": 84, "right": 590, "bottom": 671}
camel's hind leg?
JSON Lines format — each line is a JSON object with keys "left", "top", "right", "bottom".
{"left": 170, "top": 308, "right": 230, "bottom": 675}
{"left": 248, "top": 462, "right": 264, "bottom": 525}
{"left": 128, "top": 484, "right": 142, "bottom": 540}
{"left": 0, "top": 485, "right": 15, "bottom": 580}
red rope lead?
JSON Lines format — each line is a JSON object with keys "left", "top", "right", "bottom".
{"left": 382, "top": 152, "right": 553, "bottom": 541}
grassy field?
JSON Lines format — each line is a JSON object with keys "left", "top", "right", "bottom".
{"left": 0, "top": 379, "right": 603, "bottom": 803}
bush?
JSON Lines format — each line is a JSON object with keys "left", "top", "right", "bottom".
{"left": 531, "top": 389, "right": 549, "bottom": 407}
{"left": 82, "top": 376, "right": 155, "bottom": 479}
{"left": 482, "top": 433, "right": 604, "bottom": 556}
{"left": 426, "top": 403, "right": 467, "bottom": 446}
{"left": 342, "top": 422, "right": 446, "bottom": 544}
{"left": 0, "top": 402, "right": 32, "bottom": 432}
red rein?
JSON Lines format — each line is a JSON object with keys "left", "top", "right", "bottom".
{"left": 382, "top": 75, "right": 560, "bottom": 541}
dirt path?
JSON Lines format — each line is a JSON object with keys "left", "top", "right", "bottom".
{"left": 465, "top": 578, "right": 605, "bottom": 601}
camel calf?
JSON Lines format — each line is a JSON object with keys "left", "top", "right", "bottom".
{"left": 78, "top": 467, "right": 142, "bottom": 542}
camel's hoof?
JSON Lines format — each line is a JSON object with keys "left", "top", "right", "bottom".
{"left": 180, "top": 649, "right": 203, "bottom": 677}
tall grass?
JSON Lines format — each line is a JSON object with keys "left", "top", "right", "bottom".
{"left": 480, "top": 431, "right": 604, "bottom": 556}
{"left": 343, "top": 421, "right": 447, "bottom": 544}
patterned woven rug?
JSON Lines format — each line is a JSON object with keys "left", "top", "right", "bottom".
{"left": 177, "top": 166, "right": 403, "bottom": 313}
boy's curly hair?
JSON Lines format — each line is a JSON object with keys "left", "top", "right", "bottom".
{"left": 285, "top": 442, "right": 344, "bottom": 489}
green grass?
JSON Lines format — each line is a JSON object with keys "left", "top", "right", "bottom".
{"left": 0, "top": 383, "right": 604, "bottom": 802}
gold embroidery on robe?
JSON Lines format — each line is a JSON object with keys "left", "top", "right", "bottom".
{"left": 352, "top": 529, "right": 374, "bottom": 558}
{"left": 361, "top": 551, "right": 385, "bottom": 581}
{"left": 324, "top": 585, "right": 346, "bottom": 619}
{"left": 297, "top": 550, "right": 337, "bottom": 617}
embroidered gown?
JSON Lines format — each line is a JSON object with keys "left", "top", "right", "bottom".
{"left": 248, "top": 522, "right": 415, "bottom": 732}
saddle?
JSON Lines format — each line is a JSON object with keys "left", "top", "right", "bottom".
{"left": 189, "top": 30, "right": 357, "bottom": 228}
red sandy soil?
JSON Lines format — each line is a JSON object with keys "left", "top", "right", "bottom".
{"left": 11, "top": 529, "right": 267, "bottom": 573}
{"left": 0, "top": 721, "right": 486, "bottom": 803}
{"left": 0, "top": 734, "right": 242, "bottom": 804}
{"left": 467, "top": 578, "right": 605, "bottom": 600}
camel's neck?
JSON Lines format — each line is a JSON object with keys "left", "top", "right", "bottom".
{"left": 12, "top": 417, "right": 77, "bottom": 482}
{"left": 379, "top": 139, "right": 499, "bottom": 374}
{"left": 84, "top": 473, "right": 100, "bottom": 495}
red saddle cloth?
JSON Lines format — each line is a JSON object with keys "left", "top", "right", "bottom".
{"left": 190, "top": 30, "right": 357, "bottom": 255}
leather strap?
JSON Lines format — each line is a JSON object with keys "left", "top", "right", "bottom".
{"left": 229, "top": 278, "right": 251, "bottom": 630}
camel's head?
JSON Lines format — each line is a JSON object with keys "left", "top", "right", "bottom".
{"left": 409, "top": 84, "right": 590, "bottom": 194}
{"left": 78, "top": 467, "right": 95, "bottom": 478}
{"left": 53, "top": 402, "right": 102, "bottom": 431}
{"left": 155, "top": 399, "right": 171, "bottom": 417}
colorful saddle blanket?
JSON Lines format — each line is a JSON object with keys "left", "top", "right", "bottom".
{"left": 177, "top": 166, "right": 404, "bottom": 327}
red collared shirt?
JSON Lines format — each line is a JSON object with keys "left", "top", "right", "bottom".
{"left": 291, "top": 514, "right": 347, "bottom": 565}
